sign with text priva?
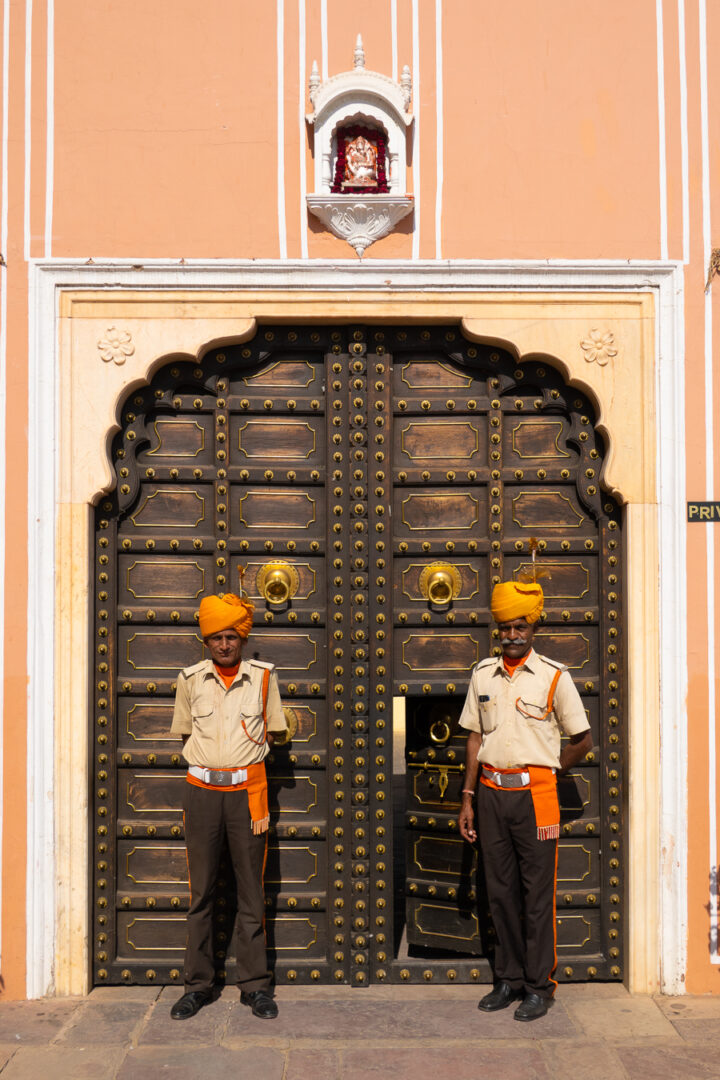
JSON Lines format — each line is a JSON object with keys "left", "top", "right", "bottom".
{"left": 687, "top": 502, "right": 720, "bottom": 521}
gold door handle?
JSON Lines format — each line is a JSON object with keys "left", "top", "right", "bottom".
{"left": 257, "top": 561, "right": 299, "bottom": 605}
{"left": 419, "top": 562, "right": 461, "bottom": 605}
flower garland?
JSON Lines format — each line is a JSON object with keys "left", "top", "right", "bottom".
{"left": 331, "top": 125, "right": 389, "bottom": 194}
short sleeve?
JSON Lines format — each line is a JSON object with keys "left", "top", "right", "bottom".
{"left": 553, "top": 669, "right": 591, "bottom": 737}
{"left": 170, "top": 672, "right": 193, "bottom": 736}
{"left": 458, "top": 672, "right": 482, "bottom": 733}
{"left": 265, "top": 671, "right": 287, "bottom": 733}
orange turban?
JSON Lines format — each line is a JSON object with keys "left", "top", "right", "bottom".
{"left": 491, "top": 581, "right": 544, "bottom": 624}
{"left": 198, "top": 593, "right": 255, "bottom": 640}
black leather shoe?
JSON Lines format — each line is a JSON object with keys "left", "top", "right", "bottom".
{"left": 514, "top": 993, "right": 549, "bottom": 1022}
{"left": 170, "top": 990, "right": 213, "bottom": 1020}
{"left": 478, "top": 982, "right": 523, "bottom": 1012}
{"left": 240, "top": 989, "right": 278, "bottom": 1019}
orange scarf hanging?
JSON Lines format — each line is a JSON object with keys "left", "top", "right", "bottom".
{"left": 480, "top": 765, "right": 560, "bottom": 841}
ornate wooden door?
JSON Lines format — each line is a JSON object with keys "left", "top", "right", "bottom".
{"left": 92, "top": 326, "right": 624, "bottom": 989}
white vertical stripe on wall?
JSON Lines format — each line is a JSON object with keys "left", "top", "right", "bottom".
{"left": 698, "top": 0, "right": 719, "bottom": 963}
{"left": 434, "top": 0, "right": 442, "bottom": 260}
{"left": 276, "top": 0, "right": 288, "bottom": 259}
{"left": 656, "top": 0, "right": 668, "bottom": 260}
{"left": 0, "top": 0, "right": 10, "bottom": 981}
{"left": 23, "top": 0, "right": 31, "bottom": 261}
{"left": 391, "top": 0, "right": 398, "bottom": 82}
{"left": 411, "top": 0, "right": 420, "bottom": 259}
{"left": 678, "top": 0, "right": 690, "bottom": 263}
{"left": 321, "top": 0, "right": 328, "bottom": 81}
{"left": 298, "top": 0, "right": 307, "bottom": 258}
{"left": 44, "top": 0, "right": 53, "bottom": 257}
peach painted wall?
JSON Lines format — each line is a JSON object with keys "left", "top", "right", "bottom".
{"left": 1, "top": 0, "right": 719, "bottom": 995}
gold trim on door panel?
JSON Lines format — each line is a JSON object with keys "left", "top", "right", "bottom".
{"left": 401, "top": 493, "right": 479, "bottom": 531}
{"left": 413, "top": 836, "right": 466, "bottom": 875}
{"left": 125, "top": 846, "right": 189, "bottom": 885}
{"left": 400, "top": 422, "right": 479, "bottom": 460}
{"left": 125, "top": 560, "right": 206, "bottom": 599}
{"left": 125, "top": 632, "right": 204, "bottom": 669}
{"left": 264, "top": 846, "right": 318, "bottom": 885}
{"left": 250, "top": 633, "right": 318, "bottom": 671}
{"left": 130, "top": 489, "right": 205, "bottom": 528}
{"left": 511, "top": 491, "right": 585, "bottom": 529}
{"left": 125, "top": 775, "right": 183, "bottom": 812}
{"left": 243, "top": 360, "right": 315, "bottom": 387}
{"left": 238, "top": 420, "right": 317, "bottom": 459}
{"left": 147, "top": 420, "right": 206, "bottom": 458}
{"left": 534, "top": 632, "right": 591, "bottom": 670}
{"left": 125, "top": 703, "right": 175, "bottom": 742}
{"left": 413, "top": 904, "right": 480, "bottom": 941}
{"left": 125, "top": 917, "right": 185, "bottom": 952}
{"left": 555, "top": 915, "right": 592, "bottom": 949}
{"left": 401, "top": 634, "right": 479, "bottom": 671}
{"left": 238, "top": 491, "right": 316, "bottom": 529}
{"left": 266, "top": 916, "right": 319, "bottom": 950}
{"left": 557, "top": 844, "right": 592, "bottom": 883}
{"left": 511, "top": 421, "right": 570, "bottom": 460}
{"left": 401, "top": 361, "right": 473, "bottom": 389}
{"left": 269, "top": 776, "right": 318, "bottom": 813}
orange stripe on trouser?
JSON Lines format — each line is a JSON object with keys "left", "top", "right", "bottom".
{"left": 549, "top": 839, "right": 559, "bottom": 995}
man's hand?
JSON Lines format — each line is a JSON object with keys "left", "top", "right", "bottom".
{"left": 459, "top": 794, "right": 477, "bottom": 843}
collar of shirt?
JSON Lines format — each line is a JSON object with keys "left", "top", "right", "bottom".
{"left": 197, "top": 658, "right": 253, "bottom": 688}
{"left": 489, "top": 647, "right": 539, "bottom": 680}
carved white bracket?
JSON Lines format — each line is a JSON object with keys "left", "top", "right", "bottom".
{"left": 306, "top": 194, "right": 414, "bottom": 257}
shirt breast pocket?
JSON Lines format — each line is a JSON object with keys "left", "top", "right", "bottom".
{"left": 516, "top": 698, "right": 553, "bottom": 725}
{"left": 478, "top": 696, "right": 500, "bottom": 734}
{"left": 190, "top": 689, "right": 215, "bottom": 721}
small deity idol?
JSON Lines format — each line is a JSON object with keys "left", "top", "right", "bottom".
{"left": 343, "top": 134, "right": 378, "bottom": 187}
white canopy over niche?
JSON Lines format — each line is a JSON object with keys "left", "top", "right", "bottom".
{"left": 306, "top": 36, "right": 414, "bottom": 256}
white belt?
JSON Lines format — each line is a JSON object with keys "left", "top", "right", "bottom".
{"left": 188, "top": 765, "right": 248, "bottom": 786}
{"left": 482, "top": 767, "right": 531, "bottom": 789}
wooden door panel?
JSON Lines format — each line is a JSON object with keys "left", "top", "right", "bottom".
{"left": 137, "top": 416, "right": 216, "bottom": 467}
{"left": 394, "top": 418, "right": 487, "bottom": 470}
{"left": 118, "top": 555, "right": 212, "bottom": 606}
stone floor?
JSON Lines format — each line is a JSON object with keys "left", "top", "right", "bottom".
{"left": 0, "top": 983, "right": 719, "bottom": 1078}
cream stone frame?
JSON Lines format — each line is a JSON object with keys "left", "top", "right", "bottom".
{"left": 27, "top": 261, "right": 686, "bottom": 998}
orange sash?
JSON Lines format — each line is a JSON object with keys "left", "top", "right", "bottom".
{"left": 480, "top": 764, "right": 560, "bottom": 841}
{"left": 186, "top": 760, "right": 270, "bottom": 834}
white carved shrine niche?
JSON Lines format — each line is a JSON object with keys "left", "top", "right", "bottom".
{"left": 306, "top": 35, "right": 414, "bottom": 257}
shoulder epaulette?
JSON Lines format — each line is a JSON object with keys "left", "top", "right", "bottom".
{"left": 248, "top": 658, "right": 275, "bottom": 671}
{"left": 181, "top": 660, "right": 209, "bottom": 677}
{"left": 536, "top": 654, "right": 567, "bottom": 672}
{"left": 474, "top": 657, "right": 497, "bottom": 671}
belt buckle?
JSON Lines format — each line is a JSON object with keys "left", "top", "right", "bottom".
{"left": 208, "top": 769, "right": 228, "bottom": 786}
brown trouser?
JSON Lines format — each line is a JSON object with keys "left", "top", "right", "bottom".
{"left": 182, "top": 781, "right": 270, "bottom": 994}
{"left": 477, "top": 782, "right": 558, "bottom": 998}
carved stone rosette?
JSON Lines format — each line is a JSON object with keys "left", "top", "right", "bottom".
{"left": 306, "top": 194, "right": 414, "bottom": 257}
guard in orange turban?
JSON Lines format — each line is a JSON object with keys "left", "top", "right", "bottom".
{"left": 198, "top": 593, "right": 255, "bottom": 640}
{"left": 490, "top": 581, "right": 544, "bottom": 624}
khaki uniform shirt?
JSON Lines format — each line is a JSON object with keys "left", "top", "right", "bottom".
{"left": 458, "top": 649, "right": 589, "bottom": 770}
{"left": 170, "top": 658, "right": 286, "bottom": 769}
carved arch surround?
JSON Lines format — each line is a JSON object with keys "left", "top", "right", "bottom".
{"left": 27, "top": 265, "right": 682, "bottom": 1001}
